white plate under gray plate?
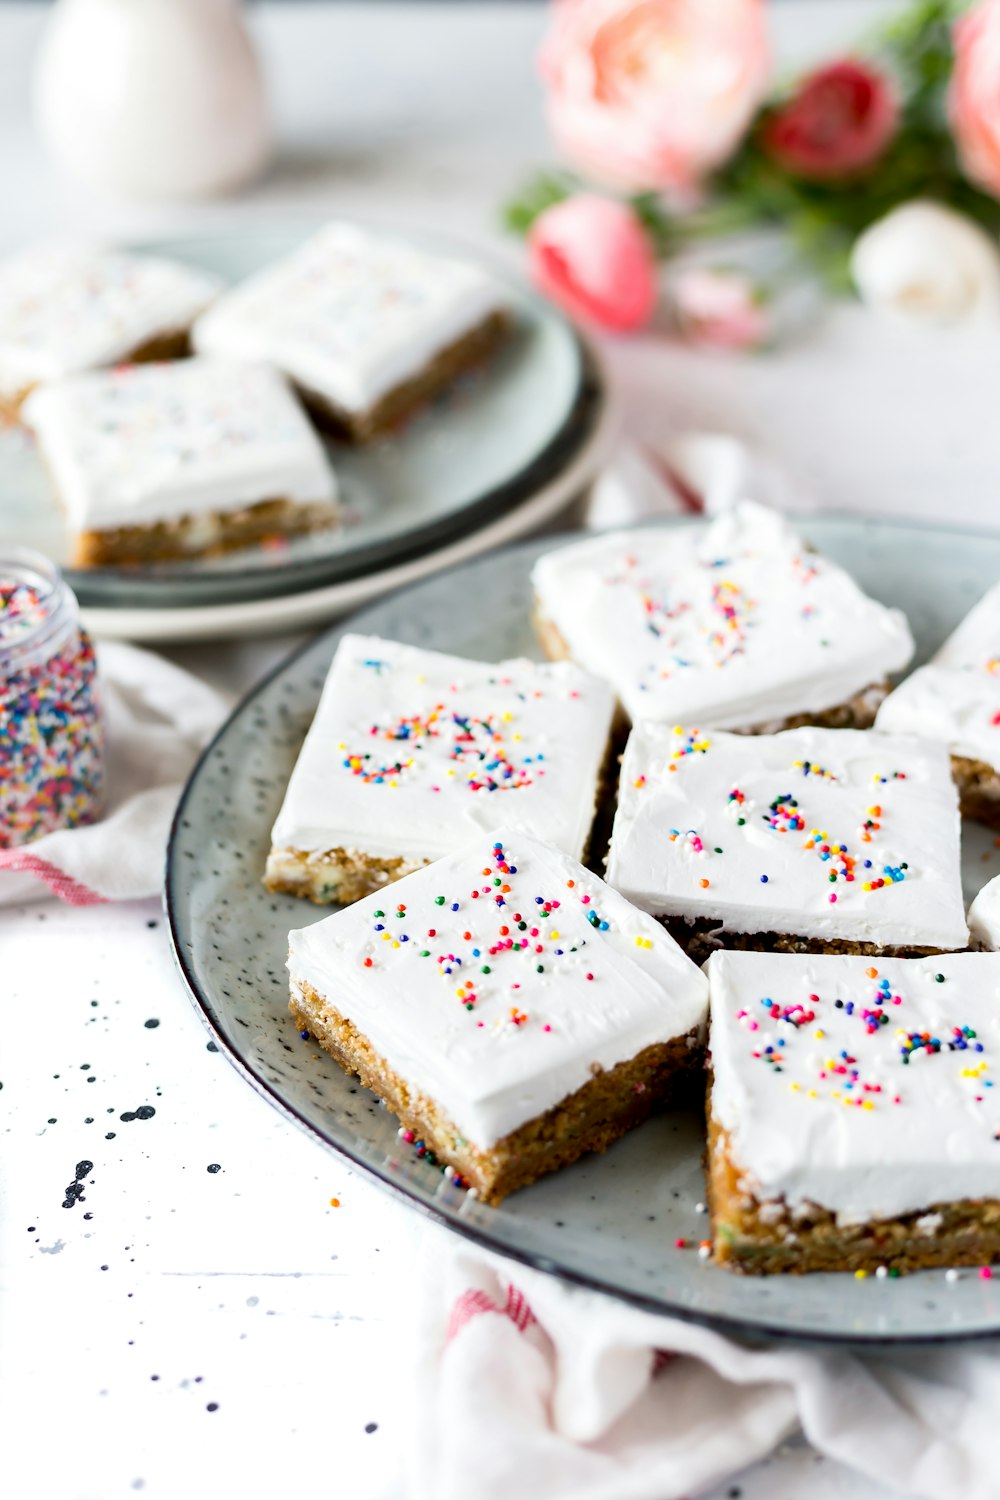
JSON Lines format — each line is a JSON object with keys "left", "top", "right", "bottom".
{"left": 0, "top": 224, "right": 591, "bottom": 609}
{"left": 166, "top": 515, "right": 1000, "bottom": 1344}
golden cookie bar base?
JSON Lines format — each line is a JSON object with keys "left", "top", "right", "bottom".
{"left": 706, "top": 1114, "right": 1000, "bottom": 1275}
{"left": 298, "top": 310, "right": 509, "bottom": 442}
{"left": 291, "top": 978, "right": 703, "bottom": 1206}
{"left": 661, "top": 915, "right": 953, "bottom": 967}
{"left": 264, "top": 846, "right": 431, "bottom": 906}
{"left": 952, "top": 753, "right": 1000, "bottom": 830}
{"left": 71, "top": 496, "right": 338, "bottom": 568}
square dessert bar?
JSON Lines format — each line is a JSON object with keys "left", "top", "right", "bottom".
{"left": 968, "top": 875, "right": 1000, "bottom": 949}
{"left": 23, "top": 359, "right": 338, "bottom": 568}
{"left": 606, "top": 724, "right": 968, "bottom": 959}
{"left": 876, "top": 581, "right": 1000, "bottom": 827}
{"left": 288, "top": 829, "right": 709, "bottom": 1203}
{"left": 706, "top": 949, "right": 1000, "bottom": 1274}
{"left": 265, "top": 634, "right": 616, "bottom": 903}
{"left": 193, "top": 221, "right": 508, "bottom": 441}
{"left": 0, "top": 244, "right": 219, "bottom": 419}
{"left": 531, "top": 502, "right": 914, "bottom": 732}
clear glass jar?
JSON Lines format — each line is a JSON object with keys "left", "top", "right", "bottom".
{"left": 0, "top": 547, "right": 104, "bottom": 847}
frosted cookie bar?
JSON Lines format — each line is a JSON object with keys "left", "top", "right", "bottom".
{"left": 265, "top": 634, "right": 615, "bottom": 903}
{"left": 706, "top": 949, "right": 1000, "bottom": 1274}
{"left": 0, "top": 244, "right": 219, "bottom": 419}
{"left": 193, "top": 222, "right": 508, "bottom": 441}
{"left": 288, "top": 829, "right": 709, "bottom": 1204}
{"left": 968, "top": 876, "right": 1000, "bottom": 949}
{"left": 23, "top": 359, "right": 338, "bottom": 568}
{"left": 877, "top": 581, "right": 1000, "bottom": 828}
{"left": 531, "top": 502, "right": 914, "bottom": 732}
{"left": 606, "top": 724, "right": 968, "bottom": 960}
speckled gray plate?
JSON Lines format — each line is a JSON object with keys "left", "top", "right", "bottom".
{"left": 166, "top": 514, "right": 1000, "bottom": 1344}
{"left": 0, "top": 224, "right": 592, "bottom": 609}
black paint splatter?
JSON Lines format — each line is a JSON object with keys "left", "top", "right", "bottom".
{"left": 206, "top": 1163, "right": 221, "bottom": 1174}
{"left": 120, "top": 1106, "right": 156, "bottom": 1123}
{"left": 62, "top": 1160, "right": 93, "bottom": 1209}
{"left": 144, "top": 1019, "right": 160, "bottom": 1030}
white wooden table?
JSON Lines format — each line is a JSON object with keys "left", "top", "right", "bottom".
{"left": 0, "top": 5, "right": 987, "bottom": 1498}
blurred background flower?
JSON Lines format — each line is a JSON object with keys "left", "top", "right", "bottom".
{"left": 667, "top": 266, "right": 767, "bottom": 349}
{"left": 507, "top": 0, "right": 1000, "bottom": 339}
{"left": 539, "top": 0, "right": 770, "bottom": 194}
{"left": 850, "top": 200, "right": 1000, "bottom": 322}
{"left": 951, "top": 0, "right": 1000, "bottom": 199}
{"left": 527, "top": 192, "right": 658, "bottom": 330}
{"left": 761, "top": 60, "right": 899, "bottom": 182}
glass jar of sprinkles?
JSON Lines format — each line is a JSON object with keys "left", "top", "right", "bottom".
{"left": 0, "top": 547, "right": 103, "bottom": 847}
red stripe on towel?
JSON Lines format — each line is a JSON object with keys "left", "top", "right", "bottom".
{"left": 445, "top": 1283, "right": 538, "bottom": 1343}
{"left": 0, "top": 850, "right": 106, "bottom": 906}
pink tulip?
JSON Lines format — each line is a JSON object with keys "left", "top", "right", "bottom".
{"left": 763, "top": 60, "right": 898, "bottom": 181}
{"left": 527, "top": 194, "right": 659, "bottom": 332}
{"left": 540, "top": 0, "right": 770, "bottom": 195}
{"left": 951, "top": 1, "right": 1000, "bottom": 201}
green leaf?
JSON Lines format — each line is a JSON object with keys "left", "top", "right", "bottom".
{"left": 501, "top": 170, "right": 579, "bottom": 238}
{"left": 629, "top": 192, "right": 674, "bottom": 257}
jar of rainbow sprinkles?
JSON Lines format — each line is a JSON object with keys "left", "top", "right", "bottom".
{"left": 0, "top": 548, "right": 103, "bottom": 847}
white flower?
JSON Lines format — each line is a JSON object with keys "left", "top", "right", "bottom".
{"left": 850, "top": 201, "right": 1000, "bottom": 323}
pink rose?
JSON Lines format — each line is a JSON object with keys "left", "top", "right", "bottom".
{"left": 527, "top": 193, "right": 658, "bottom": 332}
{"left": 670, "top": 267, "right": 766, "bottom": 349}
{"left": 763, "top": 60, "right": 898, "bottom": 181}
{"left": 951, "top": 1, "right": 1000, "bottom": 200}
{"left": 540, "top": 0, "right": 770, "bottom": 194}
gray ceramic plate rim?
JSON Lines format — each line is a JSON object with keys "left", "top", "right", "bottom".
{"left": 166, "top": 511, "right": 1000, "bottom": 1347}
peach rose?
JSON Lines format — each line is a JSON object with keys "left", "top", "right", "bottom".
{"left": 763, "top": 60, "right": 898, "bottom": 181}
{"left": 527, "top": 193, "right": 658, "bottom": 331}
{"left": 951, "top": 0, "right": 1000, "bottom": 200}
{"left": 540, "top": 0, "right": 770, "bottom": 194}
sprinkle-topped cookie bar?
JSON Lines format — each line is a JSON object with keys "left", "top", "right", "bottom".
{"left": 706, "top": 949, "right": 1000, "bottom": 1273}
{"left": 0, "top": 244, "right": 219, "bottom": 418}
{"left": 265, "top": 634, "right": 616, "bottom": 903}
{"left": 606, "top": 724, "right": 968, "bottom": 958}
{"left": 877, "top": 581, "right": 1000, "bottom": 827}
{"left": 531, "top": 502, "right": 914, "bottom": 731}
{"left": 288, "top": 829, "right": 709, "bottom": 1203}
{"left": 23, "top": 358, "right": 338, "bottom": 568}
{"left": 193, "top": 221, "right": 508, "bottom": 441}
{"left": 968, "top": 875, "right": 1000, "bottom": 950}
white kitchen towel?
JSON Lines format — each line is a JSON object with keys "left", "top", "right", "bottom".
{"left": 584, "top": 433, "right": 817, "bottom": 528}
{"left": 410, "top": 1236, "right": 1000, "bottom": 1500}
{"left": 0, "top": 640, "right": 231, "bottom": 906}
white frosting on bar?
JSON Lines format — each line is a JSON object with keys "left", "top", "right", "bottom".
{"left": 531, "top": 503, "right": 914, "bottom": 728}
{"left": 0, "top": 244, "right": 219, "bottom": 398}
{"left": 270, "top": 634, "right": 615, "bottom": 866}
{"left": 606, "top": 724, "right": 968, "bottom": 951}
{"left": 22, "top": 359, "right": 337, "bottom": 532}
{"left": 288, "top": 828, "right": 708, "bottom": 1147}
{"left": 968, "top": 876, "right": 1000, "bottom": 950}
{"left": 876, "top": 581, "right": 1000, "bottom": 771}
{"left": 193, "top": 222, "right": 505, "bottom": 415}
{"left": 708, "top": 949, "right": 1000, "bottom": 1225}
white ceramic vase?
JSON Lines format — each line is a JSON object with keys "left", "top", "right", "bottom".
{"left": 33, "top": 0, "right": 273, "bottom": 200}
